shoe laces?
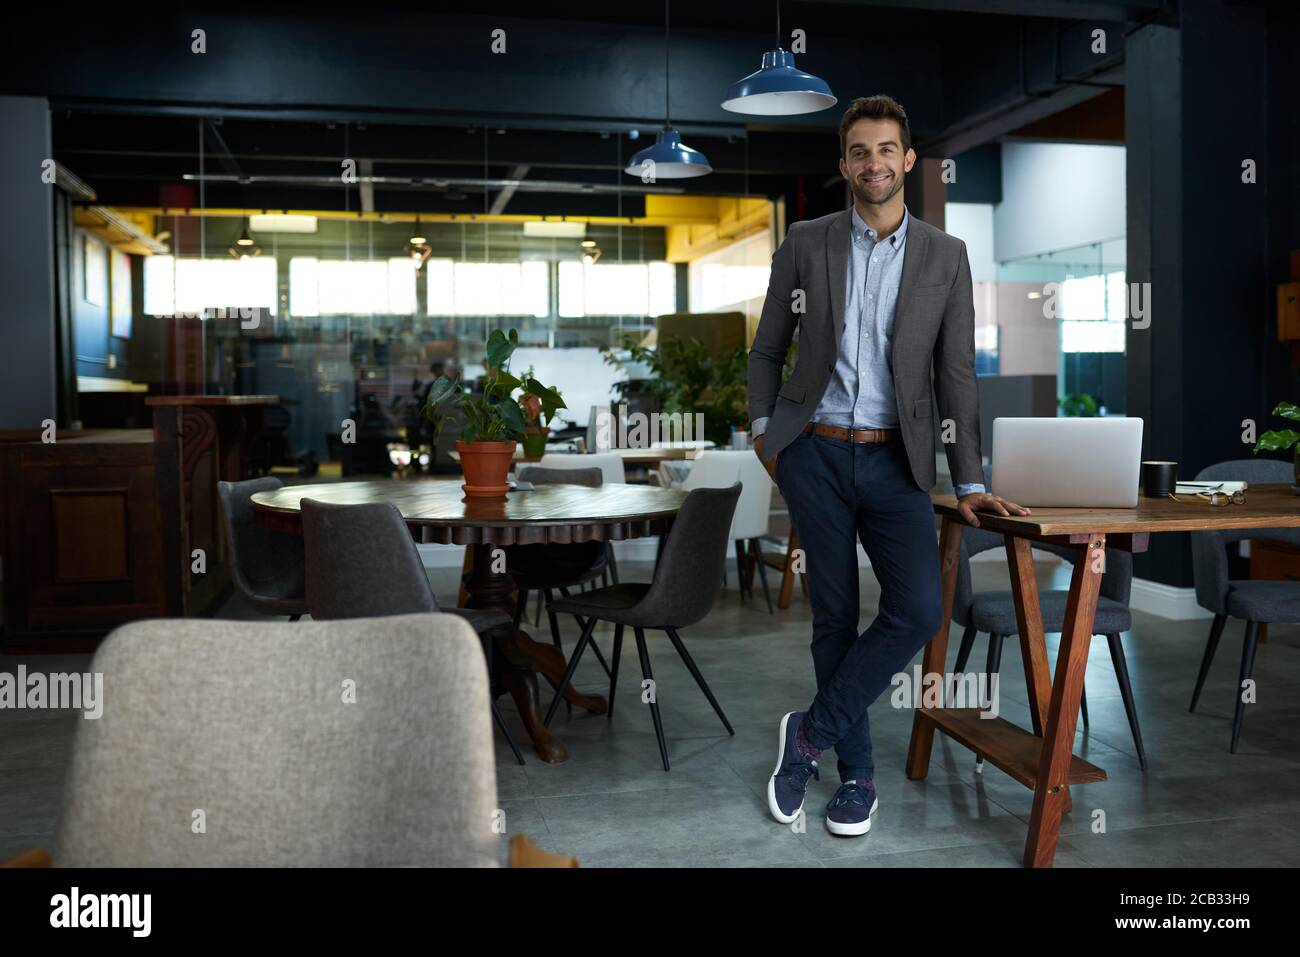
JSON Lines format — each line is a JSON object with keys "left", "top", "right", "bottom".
{"left": 830, "top": 781, "right": 870, "bottom": 808}
{"left": 781, "top": 758, "right": 819, "bottom": 788}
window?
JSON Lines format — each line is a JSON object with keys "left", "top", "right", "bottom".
{"left": 1060, "top": 270, "right": 1126, "bottom": 353}
{"left": 289, "top": 257, "right": 416, "bottom": 317}
{"left": 557, "top": 261, "right": 675, "bottom": 317}
{"left": 425, "top": 260, "right": 549, "bottom": 317}
{"left": 143, "top": 255, "right": 278, "bottom": 317}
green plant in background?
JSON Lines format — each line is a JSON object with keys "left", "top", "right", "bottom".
{"left": 424, "top": 328, "right": 566, "bottom": 443}
{"left": 605, "top": 334, "right": 749, "bottom": 446}
{"left": 1253, "top": 401, "right": 1300, "bottom": 455}
{"left": 1059, "top": 393, "right": 1099, "bottom": 417}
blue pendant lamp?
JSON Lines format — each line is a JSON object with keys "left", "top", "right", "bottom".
{"left": 626, "top": 0, "right": 712, "bottom": 180}
{"left": 722, "top": 2, "right": 836, "bottom": 115}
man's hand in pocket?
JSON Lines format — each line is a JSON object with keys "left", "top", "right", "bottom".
{"left": 754, "top": 434, "right": 778, "bottom": 481}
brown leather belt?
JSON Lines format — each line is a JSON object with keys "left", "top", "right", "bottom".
{"left": 803, "top": 422, "right": 899, "bottom": 444}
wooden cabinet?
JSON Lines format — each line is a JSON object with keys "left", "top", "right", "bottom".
{"left": 1, "top": 430, "right": 164, "bottom": 638}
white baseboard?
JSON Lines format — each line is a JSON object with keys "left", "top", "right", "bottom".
{"left": 1129, "top": 578, "right": 1215, "bottom": 621}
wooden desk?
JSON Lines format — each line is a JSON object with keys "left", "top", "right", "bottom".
{"left": 906, "top": 485, "right": 1300, "bottom": 868}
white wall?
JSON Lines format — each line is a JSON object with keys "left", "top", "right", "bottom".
{"left": 993, "top": 142, "right": 1126, "bottom": 262}
{"left": 944, "top": 203, "right": 996, "bottom": 282}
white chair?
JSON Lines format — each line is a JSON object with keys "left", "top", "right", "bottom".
{"left": 539, "top": 451, "right": 627, "bottom": 485}
{"left": 537, "top": 452, "right": 628, "bottom": 597}
{"left": 680, "top": 450, "right": 776, "bottom": 612}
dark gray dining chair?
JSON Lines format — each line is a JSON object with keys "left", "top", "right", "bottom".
{"left": 543, "top": 483, "right": 742, "bottom": 771}
{"left": 300, "top": 496, "right": 525, "bottom": 764}
{"left": 217, "top": 477, "right": 308, "bottom": 621}
{"left": 950, "top": 467, "right": 1147, "bottom": 768}
{"left": 509, "top": 466, "right": 611, "bottom": 670}
{"left": 1189, "top": 458, "right": 1300, "bottom": 752}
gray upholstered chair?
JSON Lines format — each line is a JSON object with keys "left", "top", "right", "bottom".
{"left": 217, "top": 477, "right": 307, "bottom": 620}
{"left": 301, "top": 497, "right": 524, "bottom": 764}
{"left": 544, "top": 483, "right": 742, "bottom": 771}
{"left": 509, "top": 466, "right": 612, "bottom": 670}
{"left": 1189, "top": 458, "right": 1300, "bottom": 752}
{"left": 953, "top": 466, "right": 1146, "bottom": 768}
{"left": 54, "top": 615, "right": 499, "bottom": 866}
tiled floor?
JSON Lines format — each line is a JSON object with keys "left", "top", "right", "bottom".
{"left": 3, "top": 557, "right": 1299, "bottom": 867}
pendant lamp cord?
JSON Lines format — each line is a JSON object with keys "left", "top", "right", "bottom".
{"left": 664, "top": 0, "right": 671, "bottom": 128}
{"left": 777, "top": 0, "right": 781, "bottom": 49}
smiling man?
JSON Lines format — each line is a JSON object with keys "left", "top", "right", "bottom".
{"left": 747, "top": 94, "right": 1029, "bottom": 837}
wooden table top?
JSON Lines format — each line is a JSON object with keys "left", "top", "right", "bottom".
{"left": 932, "top": 484, "right": 1300, "bottom": 539}
{"left": 251, "top": 478, "right": 689, "bottom": 546}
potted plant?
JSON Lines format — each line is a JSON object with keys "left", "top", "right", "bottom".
{"left": 518, "top": 365, "right": 560, "bottom": 457}
{"left": 423, "top": 329, "right": 566, "bottom": 497}
{"left": 1252, "top": 400, "right": 1300, "bottom": 490}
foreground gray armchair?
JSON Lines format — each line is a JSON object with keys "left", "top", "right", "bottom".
{"left": 51, "top": 614, "right": 509, "bottom": 866}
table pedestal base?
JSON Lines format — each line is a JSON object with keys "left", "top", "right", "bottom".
{"left": 464, "top": 543, "right": 606, "bottom": 763}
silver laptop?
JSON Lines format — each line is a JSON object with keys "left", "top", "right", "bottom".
{"left": 991, "top": 417, "right": 1144, "bottom": 508}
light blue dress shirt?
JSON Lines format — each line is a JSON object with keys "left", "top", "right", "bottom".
{"left": 752, "top": 205, "right": 985, "bottom": 498}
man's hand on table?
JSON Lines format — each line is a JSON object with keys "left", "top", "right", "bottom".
{"left": 957, "top": 491, "right": 1031, "bottom": 528}
{"left": 754, "top": 433, "right": 778, "bottom": 482}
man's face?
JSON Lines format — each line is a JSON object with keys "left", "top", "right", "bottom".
{"left": 839, "top": 117, "right": 916, "bottom": 207}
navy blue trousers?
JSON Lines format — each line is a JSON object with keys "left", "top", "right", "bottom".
{"left": 775, "top": 429, "right": 943, "bottom": 782}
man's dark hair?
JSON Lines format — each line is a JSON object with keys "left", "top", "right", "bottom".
{"left": 838, "top": 95, "right": 912, "bottom": 156}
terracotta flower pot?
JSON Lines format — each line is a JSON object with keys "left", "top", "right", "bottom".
{"left": 456, "top": 439, "right": 516, "bottom": 497}
{"left": 521, "top": 426, "right": 549, "bottom": 457}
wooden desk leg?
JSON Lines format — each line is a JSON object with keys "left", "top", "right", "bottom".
{"left": 1005, "top": 535, "right": 1072, "bottom": 815}
{"left": 777, "top": 526, "right": 799, "bottom": 610}
{"left": 906, "top": 517, "right": 963, "bottom": 780}
{"left": 1023, "top": 532, "right": 1105, "bottom": 868}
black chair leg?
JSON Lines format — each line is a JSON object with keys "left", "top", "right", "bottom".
{"left": 1080, "top": 682, "right": 1089, "bottom": 729}
{"left": 513, "top": 588, "right": 527, "bottom": 628}
{"left": 533, "top": 588, "right": 543, "bottom": 626}
{"left": 1189, "top": 613, "right": 1227, "bottom": 712}
{"left": 665, "top": 626, "right": 733, "bottom": 735}
{"left": 543, "top": 615, "right": 599, "bottom": 728}
{"left": 492, "top": 702, "right": 526, "bottom": 765}
{"left": 976, "top": 634, "right": 1004, "bottom": 770}
{"left": 953, "top": 624, "right": 977, "bottom": 673}
{"left": 634, "top": 626, "right": 670, "bottom": 771}
{"left": 557, "top": 586, "right": 611, "bottom": 678}
{"left": 1231, "top": 620, "right": 1261, "bottom": 754}
{"left": 948, "top": 625, "right": 978, "bottom": 708}
{"left": 1106, "top": 632, "right": 1148, "bottom": 770}
{"left": 608, "top": 623, "right": 624, "bottom": 720}
{"left": 543, "top": 588, "right": 571, "bottom": 714}
{"left": 734, "top": 540, "right": 749, "bottom": 598}
{"left": 544, "top": 588, "right": 563, "bottom": 652}
{"left": 288, "top": 613, "right": 302, "bottom": 622}
{"left": 606, "top": 542, "right": 620, "bottom": 584}
{"left": 751, "top": 539, "right": 774, "bottom": 614}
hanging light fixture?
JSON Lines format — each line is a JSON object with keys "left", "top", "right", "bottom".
{"left": 228, "top": 218, "right": 262, "bottom": 259}
{"left": 409, "top": 213, "right": 427, "bottom": 247}
{"left": 625, "top": 0, "right": 712, "bottom": 180}
{"left": 721, "top": 1, "right": 836, "bottom": 115}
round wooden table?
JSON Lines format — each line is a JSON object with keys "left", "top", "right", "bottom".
{"left": 251, "top": 479, "right": 689, "bottom": 763}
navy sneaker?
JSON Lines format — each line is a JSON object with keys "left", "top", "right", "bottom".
{"left": 825, "top": 779, "right": 878, "bottom": 836}
{"left": 767, "top": 711, "right": 820, "bottom": 824}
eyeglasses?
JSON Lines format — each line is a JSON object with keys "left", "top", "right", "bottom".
{"left": 1198, "top": 489, "right": 1247, "bottom": 507}
{"left": 1168, "top": 488, "right": 1247, "bottom": 506}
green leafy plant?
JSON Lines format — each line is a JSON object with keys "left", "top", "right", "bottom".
{"left": 1253, "top": 401, "right": 1300, "bottom": 454}
{"left": 604, "top": 334, "right": 749, "bottom": 446}
{"left": 423, "top": 329, "right": 566, "bottom": 444}
{"left": 1059, "top": 393, "right": 1099, "bottom": 417}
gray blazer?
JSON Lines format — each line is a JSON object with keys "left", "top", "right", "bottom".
{"left": 747, "top": 208, "right": 983, "bottom": 492}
